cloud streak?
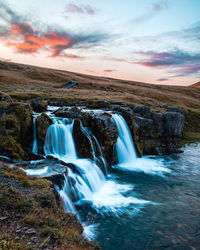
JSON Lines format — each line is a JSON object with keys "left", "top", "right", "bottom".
{"left": 64, "top": 3, "right": 97, "bottom": 15}
{"left": 135, "top": 50, "right": 200, "bottom": 77}
{"left": 131, "top": 0, "right": 169, "bottom": 24}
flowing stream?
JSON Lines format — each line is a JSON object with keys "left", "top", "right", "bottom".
{"left": 24, "top": 107, "right": 200, "bottom": 249}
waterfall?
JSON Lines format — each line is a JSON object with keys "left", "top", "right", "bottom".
{"left": 80, "top": 122, "right": 108, "bottom": 175}
{"left": 43, "top": 115, "right": 149, "bottom": 214}
{"left": 112, "top": 113, "right": 137, "bottom": 164}
{"left": 44, "top": 118, "right": 77, "bottom": 160}
{"left": 112, "top": 113, "right": 170, "bottom": 175}
{"left": 55, "top": 175, "right": 77, "bottom": 215}
{"left": 44, "top": 117, "right": 105, "bottom": 203}
{"left": 32, "top": 117, "right": 38, "bottom": 154}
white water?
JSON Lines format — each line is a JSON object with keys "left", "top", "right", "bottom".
{"left": 112, "top": 113, "right": 169, "bottom": 175}
{"left": 43, "top": 116, "right": 149, "bottom": 214}
{"left": 24, "top": 166, "right": 48, "bottom": 176}
{"left": 32, "top": 117, "right": 38, "bottom": 154}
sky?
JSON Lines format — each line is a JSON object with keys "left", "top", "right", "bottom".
{"left": 0, "top": 0, "right": 199, "bottom": 86}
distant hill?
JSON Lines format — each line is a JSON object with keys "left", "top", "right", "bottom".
{"left": 0, "top": 60, "right": 200, "bottom": 113}
{"left": 191, "top": 81, "right": 200, "bottom": 88}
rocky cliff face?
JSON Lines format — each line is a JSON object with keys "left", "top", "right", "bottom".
{"left": 0, "top": 92, "right": 186, "bottom": 162}
{"left": 110, "top": 104, "right": 185, "bottom": 155}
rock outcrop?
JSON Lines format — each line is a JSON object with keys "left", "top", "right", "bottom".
{"left": 0, "top": 100, "right": 33, "bottom": 159}
{"left": 54, "top": 107, "right": 118, "bottom": 164}
{"left": 36, "top": 113, "right": 52, "bottom": 154}
{"left": 130, "top": 106, "right": 184, "bottom": 155}
{"left": 29, "top": 97, "right": 47, "bottom": 113}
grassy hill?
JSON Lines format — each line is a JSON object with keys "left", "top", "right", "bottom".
{"left": 1, "top": 60, "right": 200, "bottom": 145}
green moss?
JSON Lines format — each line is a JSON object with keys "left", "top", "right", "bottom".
{"left": 178, "top": 110, "right": 200, "bottom": 147}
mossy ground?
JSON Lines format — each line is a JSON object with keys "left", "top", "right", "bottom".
{"left": 0, "top": 162, "right": 100, "bottom": 250}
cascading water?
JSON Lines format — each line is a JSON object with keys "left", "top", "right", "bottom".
{"left": 80, "top": 122, "right": 108, "bottom": 175}
{"left": 32, "top": 117, "right": 38, "bottom": 154}
{"left": 112, "top": 113, "right": 137, "bottom": 163}
{"left": 43, "top": 115, "right": 149, "bottom": 214}
{"left": 44, "top": 118, "right": 77, "bottom": 160}
{"left": 112, "top": 113, "right": 169, "bottom": 175}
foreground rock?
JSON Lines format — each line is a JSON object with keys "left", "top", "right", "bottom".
{"left": 29, "top": 97, "right": 47, "bottom": 113}
{"left": 0, "top": 162, "right": 99, "bottom": 249}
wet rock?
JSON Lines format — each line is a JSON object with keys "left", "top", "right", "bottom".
{"left": 36, "top": 113, "right": 52, "bottom": 154}
{"left": 54, "top": 106, "right": 83, "bottom": 119}
{"left": 29, "top": 97, "right": 47, "bottom": 112}
{"left": 47, "top": 174, "right": 65, "bottom": 190}
{"left": 73, "top": 119, "right": 93, "bottom": 160}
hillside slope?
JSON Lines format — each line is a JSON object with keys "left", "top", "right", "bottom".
{"left": 191, "top": 81, "right": 200, "bottom": 88}
{"left": 0, "top": 60, "right": 200, "bottom": 112}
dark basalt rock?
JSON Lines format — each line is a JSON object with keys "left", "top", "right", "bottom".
{"left": 36, "top": 113, "right": 52, "bottom": 154}
{"left": 29, "top": 97, "right": 47, "bottom": 113}
{"left": 73, "top": 119, "right": 93, "bottom": 160}
{"left": 133, "top": 105, "right": 151, "bottom": 118}
{"left": 164, "top": 112, "right": 185, "bottom": 137}
{"left": 82, "top": 112, "right": 119, "bottom": 164}
{"left": 131, "top": 109, "right": 185, "bottom": 155}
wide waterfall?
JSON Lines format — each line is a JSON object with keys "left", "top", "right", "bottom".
{"left": 43, "top": 115, "right": 150, "bottom": 215}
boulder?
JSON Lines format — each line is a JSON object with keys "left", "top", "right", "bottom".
{"left": 29, "top": 98, "right": 47, "bottom": 113}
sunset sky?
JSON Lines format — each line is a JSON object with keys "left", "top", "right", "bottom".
{"left": 0, "top": 0, "right": 199, "bottom": 85}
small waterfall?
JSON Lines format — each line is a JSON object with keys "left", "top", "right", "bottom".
{"left": 55, "top": 175, "right": 77, "bottom": 215}
{"left": 112, "top": 113, "right": 169, "bottom": 175}
{"left": 44, "top": 117, "right": 106, "bottom": 203}
{"left": 32, "top": 117, "right": 38, "bottom": 154}
{"left": 44, "top": 119, "right": 77, "bottom": 160}
{"left": 112, "top": 113, "right": 137, "bottom": 164}
{"left": 80, "top": 122, "right": 108, "bottom": 174}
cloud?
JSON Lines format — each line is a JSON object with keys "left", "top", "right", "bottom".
{"left": 131, "top": 0, "right": 169, "bottom": 24}
{"left": 0, "top": 1, "right": 108, "bottom": 58}
{"left": 64, "top": 3, "right": 97, "bottom": 15}
{"left": 134, "top": 50, "right": 200, "bottom": 77}
{"left": 105, "top": 49, "right": 200, "bottom": 77}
